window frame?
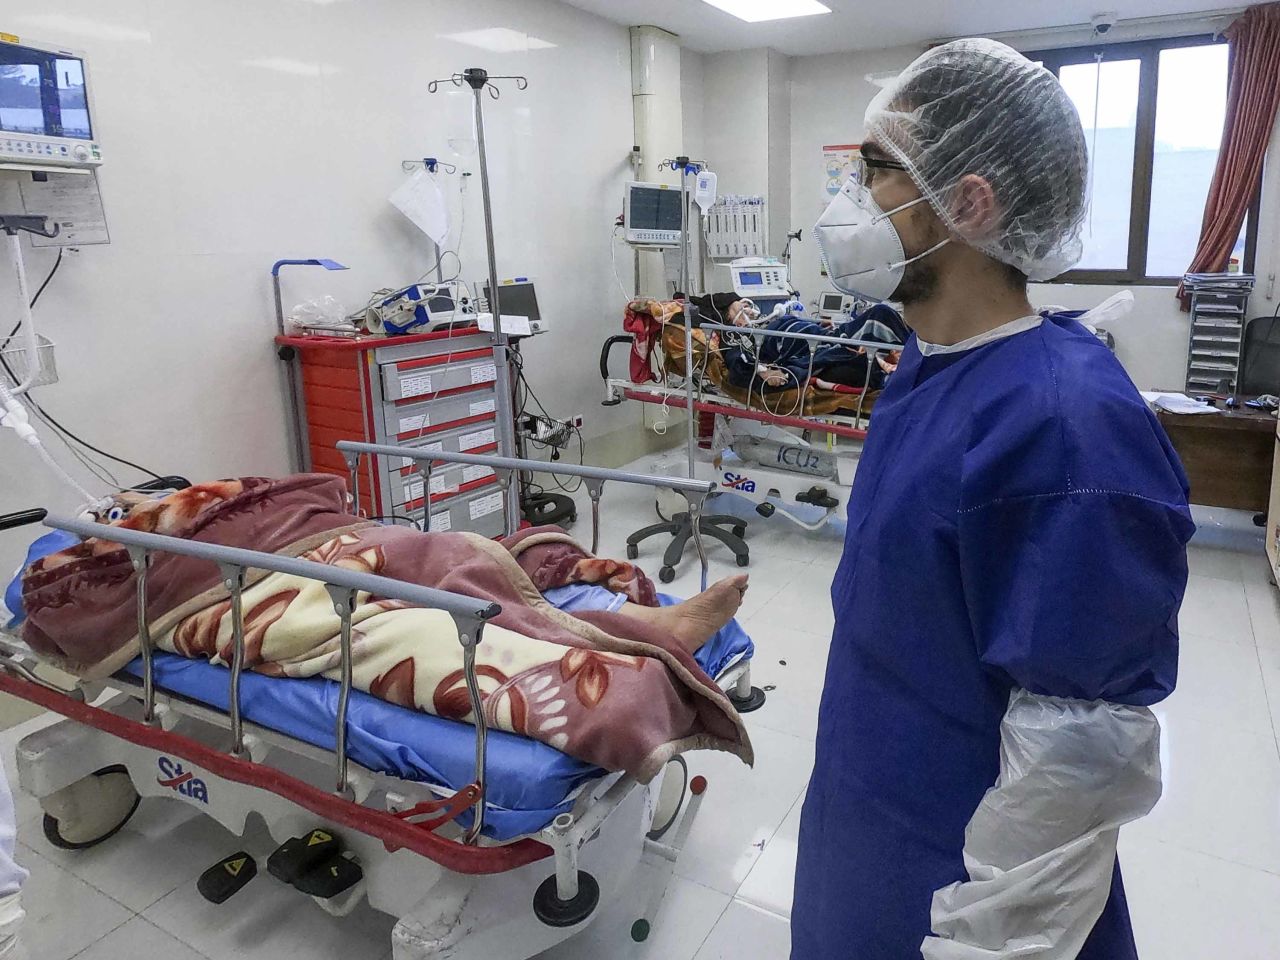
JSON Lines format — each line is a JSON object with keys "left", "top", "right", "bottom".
{"left": 1027, "top": 34, "right": 1260, "bottom": 285}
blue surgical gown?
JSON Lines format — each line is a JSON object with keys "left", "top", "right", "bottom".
{"left": 792, "top": 314, "right": 1193, "bottom": 959}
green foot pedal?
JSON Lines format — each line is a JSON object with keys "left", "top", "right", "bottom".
{"left": 292, "top": 852, "right": 363, "bottom": 899}
{"left": 267, "top": 828, "right": 341, "bottom": 884}
{"left": 197, "top": 851, "right": 257, "bottom": 904}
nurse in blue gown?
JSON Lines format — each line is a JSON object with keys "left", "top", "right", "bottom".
{"left": 796, "top": 39, "right": 1193, "bottom": 959}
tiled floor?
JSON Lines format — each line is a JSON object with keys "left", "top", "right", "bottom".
{"left": 2, "top": 471, "right": 1279, "bottom": 959}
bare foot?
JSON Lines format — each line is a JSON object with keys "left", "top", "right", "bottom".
{"left": 617, "top": 575, "right": 749, "bottom": 653}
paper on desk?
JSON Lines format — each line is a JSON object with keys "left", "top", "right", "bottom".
{"left": 389, "top": 170, "right": 449, "bottom": 245}
{"left": 1141, "top": 392, "right": 1220, "bottom": 415}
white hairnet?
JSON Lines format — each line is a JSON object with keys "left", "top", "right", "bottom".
{"left": 865, "top": 38, "right": 1089, "bottom": 281}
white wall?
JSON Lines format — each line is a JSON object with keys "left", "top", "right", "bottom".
{"left": 787, "top": 40, "right": 1280, "bottom": 392}
{"left": 680, "top": 48, "right": 706, "bottom": 162}
{"left": 766, "top": 49, "right": 792, "bottom": 255}
{"left": 702, "top": 50, "right": 771, "bottom": 201}
{"left": 0, "top": 0, "right": 640, "bottom": 558}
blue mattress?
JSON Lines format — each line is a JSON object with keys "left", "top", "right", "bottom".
{"left": 119, "top": 594, "right": 752, "bottom": 841}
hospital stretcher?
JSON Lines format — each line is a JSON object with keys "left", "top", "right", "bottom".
{"left": 0, "top": 449, "right": 764, "bottom": 959}
{"left": 602, "top": 315, "right": 893, "bottom": 531}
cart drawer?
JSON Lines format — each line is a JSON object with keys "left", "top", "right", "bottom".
{"left": 380, "top": 349, "right": 499, "bottom": 402}
{"left": 391, "top": 458, "right": 499, "bottom": 507}
{"left": 408, "top": 484, "right": 508, "bottom": 538}
{"left": 386, "top": 386, "right": 498, "bottom": 437}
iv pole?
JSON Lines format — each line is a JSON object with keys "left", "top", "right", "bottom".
{"left": 659, "top": 156, "right": 709, "bottom": 481}
{"left": 428, "top": 67, "right": 527, "bottom": 537}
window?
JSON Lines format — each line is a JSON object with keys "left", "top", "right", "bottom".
{"left": 1029, "top": 35, "right": 1259, "bottom": 284}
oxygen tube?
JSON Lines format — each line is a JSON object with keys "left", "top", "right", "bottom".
{"left": 1, "top": 224, "right": 100, "bottom": 508}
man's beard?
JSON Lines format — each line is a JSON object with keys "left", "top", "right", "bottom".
{"left": 893, "top": 257, "right": 938, "bottom": 306}
{"left": 892, "top": 205, "right": 949, "bottom": 306}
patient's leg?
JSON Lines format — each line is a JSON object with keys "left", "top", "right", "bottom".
{"left": 615, "top": 575, "right": 749, "bottom": 654}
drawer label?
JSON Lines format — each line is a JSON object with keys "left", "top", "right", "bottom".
{"left": 459, "top": 427, "right": 496, "bottom": 451}
{"left": 469, "top": 491, "right": 504, "bottom": 520}
{"left": 407, "top": 474, "right": 459, "bottom": 500}
{"left": 471, "top": 362, "right": 498, "bottom": 385}
{"left": 463, "top": 465, "right": 495, "bottom": 484}
{"left": 400, "top": 441, "right": 443, "bottom": 469}
{"left": 400, "top": 374, "right": 433, "bottom": 398}
{"left": 399, "top": 413, "right": 430, "bottom": 433}
{"left": 428, "top": 510, "right": 452, "bottom": 532}
{"left": 469, "top": 398, "right": 497, "bottom": 416}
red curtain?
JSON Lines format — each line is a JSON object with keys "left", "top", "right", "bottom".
{"left": 1179, "top": 2, "right": 1280, "bottom": 306}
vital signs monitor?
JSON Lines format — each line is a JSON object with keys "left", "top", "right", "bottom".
{"left": 0, "top": 35, "right": 102, "bottom": 168}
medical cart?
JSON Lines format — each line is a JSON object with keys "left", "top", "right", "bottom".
{"left": 276, "top": 326, "right": 511, "bottom": 536}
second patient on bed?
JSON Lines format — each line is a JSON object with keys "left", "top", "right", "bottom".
{"left": 613, "top": 574, "right": 749, "bottom": 654}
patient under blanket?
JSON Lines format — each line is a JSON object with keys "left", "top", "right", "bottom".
{"left": 19, "top": 475, "right": 753, "bottom": 782}
{"left": 719, "top": 304, "right": 908, "bottom": 394}
{"left": 624, "top": 296, "right": 905, "bottom": 417}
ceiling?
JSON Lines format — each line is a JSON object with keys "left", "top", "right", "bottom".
{"left": 558, "top": 0, "right": 1236, "bottom": 55}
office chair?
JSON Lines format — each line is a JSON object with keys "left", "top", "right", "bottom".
{"left": 1238, "top": 315, "right": 1280, "bottom": 527}
{"left": 1240, "top": 315, "right": 1280, "bottom": 397}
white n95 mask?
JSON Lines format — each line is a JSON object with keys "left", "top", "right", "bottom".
{"left": 813, "top": 177, "right": 950, "bottom": 302}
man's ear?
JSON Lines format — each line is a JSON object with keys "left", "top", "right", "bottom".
{"left": 950, "top": 174, "right": 1000, "bottom": 241}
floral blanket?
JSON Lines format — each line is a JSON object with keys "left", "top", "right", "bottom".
{"left": 21, "top": 475, "right": 752, "bottom": 780}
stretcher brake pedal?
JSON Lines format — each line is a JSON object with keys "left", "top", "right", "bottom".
{"left": 292, "top": 851, "right": 363, "bottom": 899}
{"left": 796, "top": 486, "right": 839, "bottom": 509}
{"left": 197, "top": 851, "right": 258, "bottom": 904}
{"left": 267, "top": 828, "right": 341, "bottom": 884}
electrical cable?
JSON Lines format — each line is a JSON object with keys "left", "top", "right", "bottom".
{"left": 0, "top": 248, "right": 165, "bottom": 483}
{"left": 367, "top": 513, "right": 420, "bottom": 527}
{"left": 510, "top": 350, "right": 584, "bottom": 493}
{"left": 0, "top": 248, "right": 63, "bottom": 351}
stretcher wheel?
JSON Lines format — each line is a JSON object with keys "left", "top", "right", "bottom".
{"left": 533, "top": 870, "right": 600, "bottom": 927}
{"left": 730, "top": 685, "right": 767, "bottom": 713}
{"left": 647, "top": 756, "right": 688, "bottom": 842}
{"left": 42, "top": 765, "right": 141, "bottom": 850}
{"left": 626, "top": 543, "right": 639, "bottom": 560}
{"left": 659, "top": 566, "right": 676, "bottom": 584}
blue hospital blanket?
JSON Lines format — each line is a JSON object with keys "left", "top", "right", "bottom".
{"left": 119, "top": 591, "right": 753, "bottom": 841}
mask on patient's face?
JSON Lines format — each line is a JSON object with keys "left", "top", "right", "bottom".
{"left": 813, "top": 177, "right": 950, "bottom": 302}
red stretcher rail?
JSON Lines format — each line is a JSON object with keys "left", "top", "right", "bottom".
{"left": 622, "top": 388, "right": 869, "bottom": 441}
{"left": 0, "top": 670, "right": 551, "bottom": 876}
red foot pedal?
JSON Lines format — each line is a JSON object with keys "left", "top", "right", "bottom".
{"left": 267, "top": 828, "right": 341, "bottom": 884}
{"left": 197, "top": 851, "right": 258, "bottom": 904}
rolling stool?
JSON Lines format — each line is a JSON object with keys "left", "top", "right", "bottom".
{"left": 625, "top": 508, "right": 749, "bottom": 584}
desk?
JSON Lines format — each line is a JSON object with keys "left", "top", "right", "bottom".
{"left": 1156, "top": 400, "right": 1275, "bottom": 511}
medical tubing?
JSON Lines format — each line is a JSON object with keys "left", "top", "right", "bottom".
{"left": 0, "top": 380, "right": 98, "bottom": 505}
{"left": 5, "top": 234, "right": 39, "bottom": 396}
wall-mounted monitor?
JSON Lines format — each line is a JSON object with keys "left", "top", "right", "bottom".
{"left": 0, "top": 35, "right": 102, "bottom": 168}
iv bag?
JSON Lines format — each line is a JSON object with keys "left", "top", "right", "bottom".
{"left": 695, "top": 171, "right": 718, "bottom": 212}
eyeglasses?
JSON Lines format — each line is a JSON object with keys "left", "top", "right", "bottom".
{"left": 854, "top": 152, "right": 907, "bottom": 187}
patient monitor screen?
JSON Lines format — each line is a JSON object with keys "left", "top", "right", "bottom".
{"left": 629, "top": 186, "right": 683, "bottom": 232}
{"left": 484, "top": 281, "right": 541, "bottom": 326}
{"left": 0, "top": 42, "right": 92, "bottom": 139}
